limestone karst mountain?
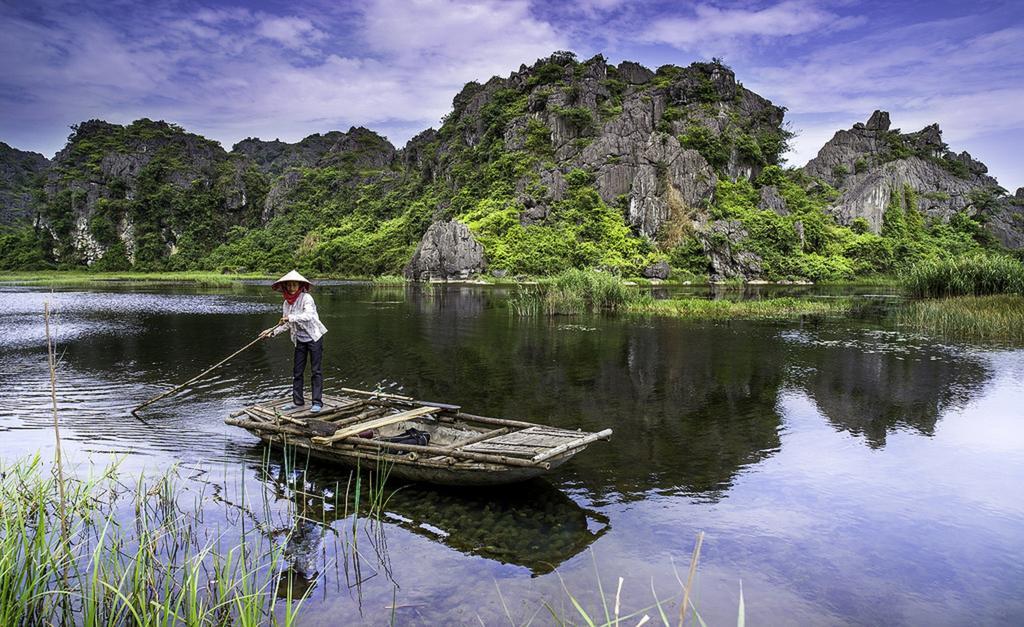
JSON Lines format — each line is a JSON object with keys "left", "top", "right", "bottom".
{"left": 804, "top": 110, "right": 1023, "bottom": 249}
{"left": 1, "top": 52, "right": 1020, "bottom": 277}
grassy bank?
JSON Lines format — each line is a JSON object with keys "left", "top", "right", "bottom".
{"left": 895, "top": 295, "right": 1024, "bottom": 342}
{"left": 509, "top": 269, "right": 853, "bottom": 319}
{"left": 0, "top": 270, "right": 269, "bottom": 286}
{"left": 635, "top": 296, "right": 853, "bottom": 320}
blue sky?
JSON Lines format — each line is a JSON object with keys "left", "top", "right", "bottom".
{"left": 1, "top": 0, "right": 1021, "bottom": 189}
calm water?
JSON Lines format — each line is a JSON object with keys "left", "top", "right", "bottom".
{"left": 1, "top": 283, "right": 1022, "bottom": 625}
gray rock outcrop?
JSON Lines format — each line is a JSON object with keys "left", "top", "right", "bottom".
{"left": 0, "top": 142, "right": 48, "bottom": 224}
{"left": 642, "top": 260, "right": 671, "bottom": 279}
{"left": 404, "top": 221, "right": 486, "bottom": 281}
{"left": 829, "top": 157, "right": 985, "bottom": 230}
{"left": 803, "top": 111, "right": 1016, "bottom": 245}
{"left": 757, "top": 186, "right": 788, "bottom": 215}
{"left": 617, "top": 61, "right": 654, "bottom": 85}
{"left": 803, "top": 110, "right": 890, "bottom": 187}
{"left": 434, "top": 53, "right": 783, "bottom": 240}
{"left": 697, "top": 219, "right": 762, "bottom": 281}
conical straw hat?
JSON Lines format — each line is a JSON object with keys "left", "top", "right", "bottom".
{"left": 271, "top": 269, "right": 312, "bottom": 291}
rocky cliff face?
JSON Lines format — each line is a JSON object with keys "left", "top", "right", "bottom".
{"left": 37, "top": 119, "right": 237, "bottom": 265}
{"left": 28, "top": 120, "right": 399, "bottom": 266}
{"left": 0, "top": 142, "right": 48, "bottom": 225}
{"left": 236, "top": 126, "right": 398, "bottom": 221}
{"left": 428, "top": 53, "right": 785, "bottom": 241}
{"left": 403, "top": 221, "right": 486, "bottom": 280}
{"left": 803, "top": 110, "right": 1017, "bottom": 245}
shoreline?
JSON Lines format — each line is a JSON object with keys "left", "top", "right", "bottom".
{"left": 0, "top": 270, "right": 900, "bottom": 289}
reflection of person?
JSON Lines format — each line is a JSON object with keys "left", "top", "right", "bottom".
{"left": 261, "top": 270, "right": 328, "bottom": 412}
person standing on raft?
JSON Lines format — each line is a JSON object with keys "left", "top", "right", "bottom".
{"left": 261, "top": 270, "right": 328, "bottom": 412}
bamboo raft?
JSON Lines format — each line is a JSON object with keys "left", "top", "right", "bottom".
{"left": 225, "top": 388, "right": 613, "bottom": 486}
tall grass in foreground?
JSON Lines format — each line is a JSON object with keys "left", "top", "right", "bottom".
{"left": 0, "top": 456, "right": 312, "bottom": 626}
{"left": 895, "top": 295, "right": 1024, "bottom": 342}
{"left": 902, "top": 255, "right": 1024, "bottom": 298}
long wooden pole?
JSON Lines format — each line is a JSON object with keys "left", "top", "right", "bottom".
{"left": 132, "top": 327, "right": 281, "bottom": 415}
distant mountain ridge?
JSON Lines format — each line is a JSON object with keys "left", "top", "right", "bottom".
{"left": 1, "top": 52, "right": 1021, "bottom": 278}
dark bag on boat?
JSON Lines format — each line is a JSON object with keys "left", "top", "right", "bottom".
{"left": 382, "top": 428, "right": 430, "bottom": 446}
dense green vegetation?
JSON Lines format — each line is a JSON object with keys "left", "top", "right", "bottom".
{"left": 0, "top": 270, "right": 263, "bottom": 286}
{"left": 698, "top": 168, "right": 993, "bottom": 282}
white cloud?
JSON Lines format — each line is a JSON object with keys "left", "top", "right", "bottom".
{"left": 0, "top": 0, "right": 568, "bottom": 156}
{"left": 362, "top": 0, "right": 568, "bottom": 76}
{"left": 254, "top": 15, "right": 326, "bottom": 51}
{"left": 642, "top": 1, "right": 854, "bottom": 49}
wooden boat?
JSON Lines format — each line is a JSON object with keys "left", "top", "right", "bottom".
{"left": 225, "top": 387, "right": 613, "bottom": 486}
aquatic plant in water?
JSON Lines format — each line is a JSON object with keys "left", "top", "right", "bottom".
{"left": 902, "top": 254, "right": 1024, "bottom": 298}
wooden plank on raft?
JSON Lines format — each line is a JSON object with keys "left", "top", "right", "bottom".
{"left": 442, "top": 427, "right": 510, "bottom": 452}
{"left": 531, "top": 429, "right": 614, "bottom": 463}
{"left": 311, "top": 406, "right": 441, "bottom": 445}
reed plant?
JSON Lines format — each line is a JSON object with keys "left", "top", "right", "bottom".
{"left": 509, "top": 269, "right": 653, "bottom": 315}
{"left": 0, "top": 456, "right": 314, "bottom": 626}
{"left": 902, "top": 254, "right": 1024, "bottom": 298}
{"left": 895, "top": 294, "right": 1024, "bottom": 342}
{"left": 507, "top": 532, "right": 746, "bottom": 627}
{"left": 371, "top": 274, "right": 407, "bottom": 286}
{"left": 634, "top": 296, "right": 852, "bottom": 320}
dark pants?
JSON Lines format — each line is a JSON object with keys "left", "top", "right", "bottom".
{"left": 292, "top": 338, "right": 323, "bottom": 405}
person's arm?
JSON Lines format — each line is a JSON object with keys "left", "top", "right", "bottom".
{"left": 260, "top": 302, "right": 290, "bottom": 338}
{"left": 260, "top": 322, "right": 288, "bottom": 338}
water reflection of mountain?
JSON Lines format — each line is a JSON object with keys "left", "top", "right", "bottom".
{"left": 326, "top": 290, "right": 788, "bottom": 502}
{"left": 788, "top": 331, "right": 990, "bottom": 447}
{"left": 248, "top": 451, "right": 609, "bottom": 577}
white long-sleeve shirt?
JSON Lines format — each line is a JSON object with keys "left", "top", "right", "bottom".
{"left": 272, "top": 292, "right": 328, "bottom": 345}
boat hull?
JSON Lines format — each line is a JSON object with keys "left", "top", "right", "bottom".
{"left": 253, "top": 432, "right": 577, "bottom": 486}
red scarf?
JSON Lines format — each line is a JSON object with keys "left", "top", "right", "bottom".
{"left": 282, "top": 289, "right": 304, "bottom": 305}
